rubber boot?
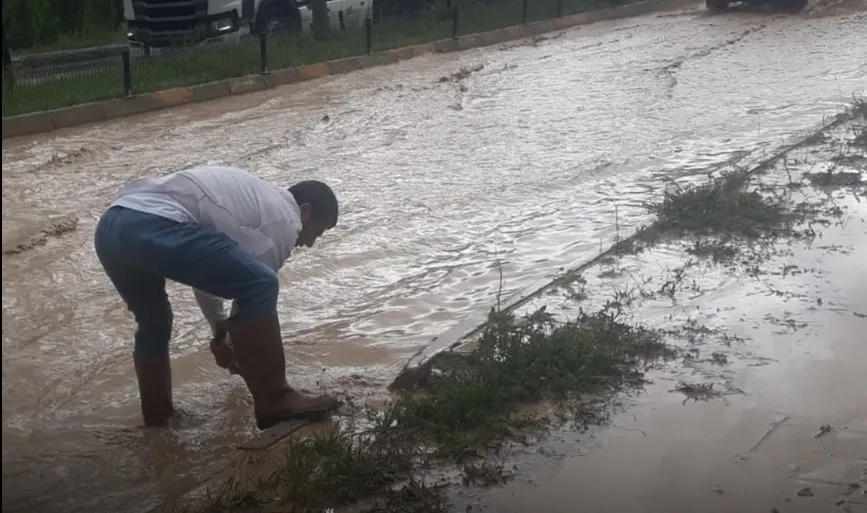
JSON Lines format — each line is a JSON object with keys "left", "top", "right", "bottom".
{"left": 227, "top": 313, "right": 341, "bottom": 429}
{"left": 133, "top": 354, "right": 175, "bottom": 426}
{"left": 210, "top": 337, "right": 236, "bottom": 371}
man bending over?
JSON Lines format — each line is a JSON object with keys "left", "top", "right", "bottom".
{"left": 94, "top": 166, "right": 341, "bottom": 429}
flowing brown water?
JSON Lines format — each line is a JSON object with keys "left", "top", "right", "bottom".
{"left": 2, "top": 3, "right": 866, "bottom": 512}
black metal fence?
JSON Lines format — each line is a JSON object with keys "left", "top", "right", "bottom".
{"left": 2, "top": 0, "right": 628, "bottom": 118}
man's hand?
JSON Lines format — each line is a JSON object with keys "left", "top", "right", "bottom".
{"left": 210, "top": 320, "right": 239, "bottom": 374}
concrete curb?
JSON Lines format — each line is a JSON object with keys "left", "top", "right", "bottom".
{"left": 2, "top": 0, "right": 694, "bottom": 140}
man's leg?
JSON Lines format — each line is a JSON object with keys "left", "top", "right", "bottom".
{"left": 226, "top": 313, "right": 341, "bottom": 429}
{"left": 94, "top": 207, "right": 175, "bottom": 426}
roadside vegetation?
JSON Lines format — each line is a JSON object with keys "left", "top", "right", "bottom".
{"left": 3, "top": 0, "right": 632, "bottom": 117}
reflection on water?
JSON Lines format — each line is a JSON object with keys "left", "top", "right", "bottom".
{"left": 2, "top": 5, "right": 866, "bottom": 512}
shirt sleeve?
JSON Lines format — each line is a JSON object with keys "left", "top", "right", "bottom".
{"left": 253, "top": 244, "right": 282, "bottom": 272}
{"left": 193, "top": 288, "right": 228, "bottom": 335}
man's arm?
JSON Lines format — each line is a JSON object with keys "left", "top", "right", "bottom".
{"left": 196, "top": 289, "right": 239, "bottom": 374}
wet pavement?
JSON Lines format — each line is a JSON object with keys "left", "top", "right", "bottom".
{"left": 2, "top": 2, "right": 866, "bottom": 512}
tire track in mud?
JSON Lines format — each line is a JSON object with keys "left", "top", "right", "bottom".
{"left": 659, "top": 24, "right": 767, "bottom": 96}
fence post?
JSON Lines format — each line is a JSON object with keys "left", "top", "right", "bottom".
{"left": 522, "top": 0, "right": 528, "bottom": 23}
{"left": 557, "top": 0, "right": 564, "bottom": 17}
{"left": 2, "top": 23, "right": 14, "bottom": 87}
{"left": 121, "top": 48, "right": 132, "bottom": 97}
{"left": 365, "top": 16, "right": 372, "bottom": 54}
{"left": 258, "top": 31, "right": 268, "bottom": 74}
{"left": 452, "top": 6, "right": 459, "bottom": 39}
{"left": 339, "top": 10, "right": 346, "bottom": 30}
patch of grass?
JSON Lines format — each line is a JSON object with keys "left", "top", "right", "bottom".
{"left": 180, "top": 423, "right": 425, "bottom": 513}
{"left": 624, "top": 171, "right": 801, "bottom": 262}
{"left": 648, "top": 173, "right": 792, "bottom": 240}
{"left": 462, "top": 460, "right": 514, "bottom": 486}
{"left": 849, "top": 97, "right": 867, "bottom": 119}
{"left": 12, "top": 27, "right": 127, "bottom": 55}
{"left": 671, "top": 381, "right": 722, "bottom": 404}
{"left": 850, "top": 98, "right": 867, "bottom": 147}
{"left": 806, "top": 168, "right": 862, "bottom": 187}
{"left": 270, "top": 426, "right": 415, "bottom": 508}
{"left": 851, "top": 125, "right": 867, "bottom": 148}
{"left": 370, "top": 8, "right": 452, "bottom": 51}
{"left": 2, "top": 66, "right": 125, "bottom": 116}
{"left": 389, "top": 307, "right": 673, "bottom": 459}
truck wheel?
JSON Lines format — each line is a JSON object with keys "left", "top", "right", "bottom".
{"left": 706, "top": 0, "right": 730, "bottom": 11}
{"left": 256, "top": 1, "right": 302, "bottom": 35}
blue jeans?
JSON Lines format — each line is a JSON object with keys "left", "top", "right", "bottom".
{"left": 94, "top": 206, "right": 279, "bottom": 357}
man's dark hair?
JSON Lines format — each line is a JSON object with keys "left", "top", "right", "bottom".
{"left": 288, "top": 180, "right": 339, "bottom": 226}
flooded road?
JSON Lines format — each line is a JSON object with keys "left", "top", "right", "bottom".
{"left": 454, "top": 114, "right": 867, "bottom": 513}
{"left": 2, "top": 3, "right": 866, "bottom": 512}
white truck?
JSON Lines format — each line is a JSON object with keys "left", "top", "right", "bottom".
{"left": 123, "top": 0, "right": 371, "bottom": 50}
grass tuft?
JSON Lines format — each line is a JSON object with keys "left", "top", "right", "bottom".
{"left": 850, "top": 98, "right": 867, "bottom": 147}
{"left": 389, "top": 307, "right": 672, "bottom": 460}
{"left": 648, "top": 173, "right": 791, "bottom": 241}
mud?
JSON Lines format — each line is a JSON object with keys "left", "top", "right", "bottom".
{"left": 2, "top": 2, "right": 867, "bottom": 512}
{"left": 2, "top": 214, "right": 79, "bottom": 255}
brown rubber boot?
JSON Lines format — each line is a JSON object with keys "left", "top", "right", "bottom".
{"left": 133, "top": 354, "right": 175, "bottom": 426}
{"left": 210, "top": 337, "right": 236, "bottom": 371}
{"left": 227, "top": 313, "right": 341, "bottom": 430}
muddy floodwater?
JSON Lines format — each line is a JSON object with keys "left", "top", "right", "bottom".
{"left": 2, "top": 3, "right": 866, "bottom": 512}
{"left": 451, "top": 109, "right": 867, "bottom": 513}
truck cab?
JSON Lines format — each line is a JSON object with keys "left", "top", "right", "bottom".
{"left": 123, "top": 0, "right": 293, "bottom": 48}
{"left": 123, "top": 0, "right": 371, "bottom": 49}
